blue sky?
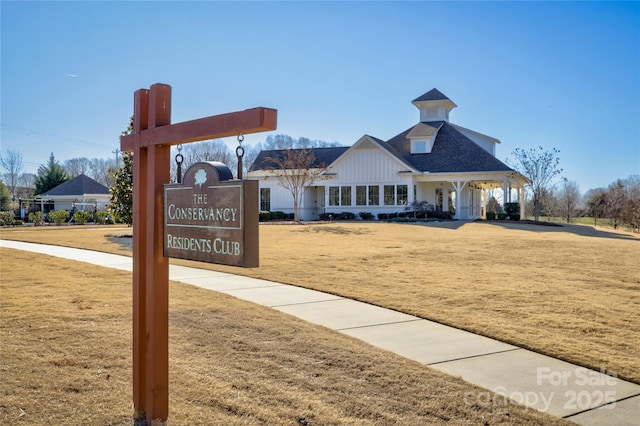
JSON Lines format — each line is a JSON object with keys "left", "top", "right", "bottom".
{"left": 1, "top": 1, "right": 638, "bottom": 192}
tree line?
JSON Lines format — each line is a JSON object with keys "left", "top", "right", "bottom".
{"left": 2, "top": 134, "right": 637, "bottom": 233}
{"left": 504, "top": 146, "right": 638, "bottom": 231}
{"left": 0, "top": 148, "right": 117, "bottom": 201}
{"left": 561, "top": 176, "right": 639, "bottom": 230}
{"left": 485, "top": 175, "right": 639, "bottom": 231}
{"left": 106, "top": 126, "right": 342, "bottom": 225}
{"left": 1, "top": 132, "right": 308, "bottom": 205}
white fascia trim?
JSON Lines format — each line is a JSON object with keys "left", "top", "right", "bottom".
{"left": 418, "top": 171, "right": 530, "bottom": 185}
{"left": 246, "top": 168, "right": 327, "bottom": 178}
{"left": 328, "top": 135, "right": 419, "bottom": 173}
{"left": 412, "top": 99, "right": 457, "bottom": 110}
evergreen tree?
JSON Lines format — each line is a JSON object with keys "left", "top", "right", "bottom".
{"left": 108, "top": 117, "right": 134, "bottom": 225}
{"left": 34, "top": 153, "right": 69, "bottom": 195}
{"left": 108, "top": 151, "right": 133, "bottom": 225}
{"left": 0, "top": 180, "right": 11, "bottom": 210}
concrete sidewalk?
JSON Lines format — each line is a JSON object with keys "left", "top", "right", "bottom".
{"left": 2, "top": 239, "right": 639, "bottom": 425}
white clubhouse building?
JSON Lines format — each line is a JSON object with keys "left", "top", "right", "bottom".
{"left": 247, "top": 89, "right": 530, "bottom": 221}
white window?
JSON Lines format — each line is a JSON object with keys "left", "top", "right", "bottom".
{"left": 384, "top": 185, "right": 395, "bottom": 205}
{"left": 368, "top": 186, "right": 379, "bottom": 205}
{"left": 397, "top": 185, "right": 408, "bottom": 205}
{"left": 356, "top": 186, "right": 367, "bottom": 206}
{"left": 329, "top": 186, "right": 339, "bottom": 206}
{"left": 260, "top": 188, "right": 270, "bottom": 211}
{"left": 329, "top": 186, "right": 352, "bottom": 206}
{"left": 413, "top": 140, "right": 427, "bottom": 153}
{"left": 341, "top": 186, "right": 352, "bottom": 206}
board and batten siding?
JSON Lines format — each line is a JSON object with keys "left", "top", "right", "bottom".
{"left": 328, "top": 141, "right": 409, "bottom": 184}
{"left": 318, "top": 142, "right": 416, "bottom": 219}
{"left": 255, "top": 180, "right": 290, "bottom": 212}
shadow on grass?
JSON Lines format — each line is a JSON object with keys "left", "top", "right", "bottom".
{"left": 476, "top": 220, "right": 639, "bottom": 241}
{"left": 106, "top": 234, "right": 133, "bottom": 250}
{"left": 406, "top": 220, "right": 468, "bottom": 230}
{"left": 294, "top": 224, "right": 372, "bottom": 235}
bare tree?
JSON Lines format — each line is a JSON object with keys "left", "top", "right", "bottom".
{"left": 0, "top": 148, "right": 24, "bottom": 201}
{"left": 556, "top": 179, "right": 581, "bottom": 223}
{"left": 17, "top": 172, "right": 35, "bottom": 188}
{"left": 585, "top": 176, "right": 639, "bottom": 231}
{"left": 265, "top": 148, "right": 329, "bottom": 222}
{"left": 63, "top": 157, "right": 91, "bottom": 177}
{"left": 62, "top": 157, "right": 114, "bottom": 187}
{"left": 605, "top": 180, "right": 626, "bottom": 229}
{"left": 619, "top": 175, "right": 640, "bottom": 232}
{"left": 241, "top": 143, "right": 263, "bottom": 177}
{"left": 170, "top": 140, "right": 233, "bottom": 181}
{"left": 263, "top": 134, "right": 343, "bottom": 150}
{"left": 622, "top": 186, "right": 640, "bottom": 232}
{"left": 584, "top": 188, "right": 607, "bottom": 226}
{"left": 89, "top": 158, "right": 115, "bottom": 187}
{"left": 509, "top": 146, "right": 562, "bottom": 221}
{"left": 541, "top": 188, "right": 558, "bottom": 219}
{"left": 264, "top": 134, "right": 296, "bottom": 150}
{"left": 186, "top": 139, "right": 233, "bottom": 165}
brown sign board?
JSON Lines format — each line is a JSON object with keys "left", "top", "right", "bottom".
{"left": 163, "top": 161, "right": 258, "bottom": 267}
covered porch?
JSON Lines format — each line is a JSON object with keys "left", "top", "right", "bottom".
{"left": 412, "top": 171, "right": 530, "bottom": 220}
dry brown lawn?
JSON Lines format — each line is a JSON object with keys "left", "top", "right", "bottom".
{"left": 1, "top": 219, "right": 638, "bottom": 389}
{"left": 0, "top": 247, "right": 570, "bottom": 425}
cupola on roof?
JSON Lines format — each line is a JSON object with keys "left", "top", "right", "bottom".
{"left": 412, "top": 88, "right": 457, "bottom": 122}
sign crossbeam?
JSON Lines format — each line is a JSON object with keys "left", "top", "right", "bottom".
{"left": 119, "top": 83, "right": 276, "bottom": 425}
{"left": 121, "top": 107, "right": 277, "bottom": 151}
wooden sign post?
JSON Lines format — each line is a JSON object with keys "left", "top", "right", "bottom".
{"left": 120, "top": 83, "right": 276, "bottom": 424}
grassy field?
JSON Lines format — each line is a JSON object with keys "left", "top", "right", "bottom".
{"left": 527, "top": 216, "right": 616, "bottom": 227}
{"left": 0, "top": 247, "right": 570, "bottom": 425}
{"left": 526, "top": 216, "right": 638, "bottom": 234}
{"left": 2, "top": 221, "right": 638, "bottom": 386}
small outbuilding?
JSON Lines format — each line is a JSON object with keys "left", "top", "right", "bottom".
{"left": 34, "top": 174, "right": 110, "bottom": 214}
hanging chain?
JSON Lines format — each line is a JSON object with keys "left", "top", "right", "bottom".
{"left": 175, "top": 144, "right": 184, "bottom": 183}
{"left": 236, "top": 134, "right": 245, "bottom": 180}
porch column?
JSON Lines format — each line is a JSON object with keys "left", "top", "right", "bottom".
{"left": 450, "top": 180, "right": 467, "bottom": 220}
{"left": 409, "top": 181, "right": 415, "bottom": 206}
{"left": 503, "top": 180, "right": 509, "bottom": 205}
{"left": 481, "top": 188, "right": 487, "bottom": 219}
{"left": 519, "top": 186, "right": 526, "bottom": 219}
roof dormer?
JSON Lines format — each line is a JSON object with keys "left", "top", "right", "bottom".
{"left": 412, "top": 88, "right": 457, "bottom": 122}
{"left": 407, "top": 122, "right": 442, "bottom": 154}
